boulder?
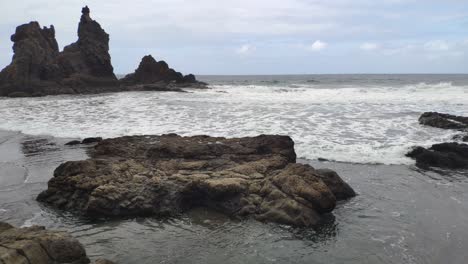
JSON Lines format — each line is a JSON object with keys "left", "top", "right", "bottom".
{"left": 406, "top": 143, "right": 468, "bottom": 169}
{"left": 419, "top": 112, "right": 468, "bottom": 130}
{"left": 0, "top": 222, "right": 114, "bottom": 264}
{"left": 37, "top": 134, "right": 355, "bottom": 227}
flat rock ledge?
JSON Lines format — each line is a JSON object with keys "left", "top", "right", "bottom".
{"left": 37, "top": 134, "right": 355, "bottom": 227}
{"left": 0, "top": 222, "right": 113, "bottom": 264}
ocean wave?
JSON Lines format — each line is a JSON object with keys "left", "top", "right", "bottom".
{"left": 0, "top": 82, "right": 466, "bottom": 165}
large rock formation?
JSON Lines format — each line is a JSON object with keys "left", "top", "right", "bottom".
{"left": 121, "top": 55, "right": 206, "bottom": 91}
{"left": 0, "top": 6, "right": 119, "bottom": 97}
{"left": 0, "top": 6, "right": 204, "bottom": 97}
{"left": 37, "top": 134, "right": 355, "bottom": 227}
{"left": 0, "top": 222, "right": 114, "bottom": 264}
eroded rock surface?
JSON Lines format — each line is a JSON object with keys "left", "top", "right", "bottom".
{"left": 0, "top": 222, "right": 114, "bottom": 264}
{"left": 0, "top": 6, "right": 204, "bottom": 97}
{"left": 37, "top": 134, "right": 355, "bottom": 227}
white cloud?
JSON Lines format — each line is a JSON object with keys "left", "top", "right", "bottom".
{"left": 360, "top": 42, "right": 379, "bottom": 51}
{"left": 309, "top": 40, "right": 328, "bottom": 51}
{"left": 236, "top": 44, "right": 255, "bottom": 55}
{"left": 424, "top": 40, "right": 450, "bottom": 51}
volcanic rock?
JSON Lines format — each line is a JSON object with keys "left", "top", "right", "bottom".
{"left": 121, "top": 55, "right": 206, "bottom": 90}
{"left": 419, "top": 112, "right": 468, "bottom": 130}
{"left": 0, "top": 222, "right": 114, "bottom": 264}
{"left": 0, "top": 6, "right": 204, "bottom": 97}
{"left": 37, "top": 134, "right": 355, "bottom": 227}
{"left": 406, "top": 142, "right": 468, "bottom": 169}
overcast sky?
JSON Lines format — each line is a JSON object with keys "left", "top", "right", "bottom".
{"left": 0, "top": 0, "right": 467, "bottom": 74}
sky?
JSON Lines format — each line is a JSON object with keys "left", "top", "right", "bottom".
{"left": 0, "top": 0, "right": 467, "bottom": 75}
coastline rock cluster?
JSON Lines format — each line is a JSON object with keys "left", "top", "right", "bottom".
{"left": 0, "top": 222, "right": 113, "bottom": 264}
{"left": 38, "top": 134, "right": 355, "bottom": 227}
{"left": 0, "top": 6, "right": 204, "bottom": 97}
{"left": 407, "top": 112, "right": 468, "bottom": 169}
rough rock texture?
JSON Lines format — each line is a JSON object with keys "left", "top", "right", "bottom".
{"left": 37, "top": 134, "right": 355, "bottom": 227}
{"left": 121, "top": 55, "right": 207, "bottom": 90}
{"left": 0, "top": 222, "right": 114, "bottom": 264}
{"left": 0, "top": 6, "right": 118, "bottom": 97}
{"left": 0, "top": 6, "right": 204, "bottom": 97}
{"left": 419, "top": 112, "right": 468, "bottom": 130}
{"left": 0, "top": 22, "right": 60, "bottom": 96}
{"left": 407, "top": 143, "right": 468, "bottom": 169}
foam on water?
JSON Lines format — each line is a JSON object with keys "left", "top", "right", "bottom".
{"left": 0, "top": 81, "right": 466, "bottom": 165}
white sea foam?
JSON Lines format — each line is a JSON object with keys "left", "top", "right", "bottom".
{"left": 0, "top": 82, "right": 466, "bottom": 165}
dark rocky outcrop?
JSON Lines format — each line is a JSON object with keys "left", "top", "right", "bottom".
{"left": 0, "top": 6, "right": 205, "bottom": 97}
{"left": 407, "top": 112, "right": 468, "bottom": 169}
{"left": 0, "top": 6, "right": 119, "bottom": 97}
{"left": 0, "top": 222, "right": 114, "bottom": 264}
{"left": 406, "top": 143, "right": 468, "bottom": 169}
{"left": 37, "top": 134, "right": 355, "bottom": 227}
{"left": 419, "top": 112, "right": 468, "bottom": 130}
{"left": 121, "top": 55, "right": 207, "bottom": 91}
{"left": 65, "top": 137, "right": 102, "bottom": 146}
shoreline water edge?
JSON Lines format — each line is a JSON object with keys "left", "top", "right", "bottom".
{"left": 1, "top": 128, "right": 468, "bottom": 263}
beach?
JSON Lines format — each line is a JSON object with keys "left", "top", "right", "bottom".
{"left": 1, "top": 74, "right": 468, "bottom": 263}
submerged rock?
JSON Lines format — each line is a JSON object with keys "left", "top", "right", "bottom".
{"left": 406, "top": 143, "right": 468, "bottom": 169}
{"left": 419, "top": 112, "right": 468, "bottom": 130}
{"left": 37, "top": 134, "right": 355, "bottom": 227}
{"left": 0, "top": 222, "right": 114, "bottom": 264}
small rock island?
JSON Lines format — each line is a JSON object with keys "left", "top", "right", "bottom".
{"left": 0, "top": 6, "right": 205, "bottom": 97}
{"left": 38, "top": 134, "right": 355, "bottom": 227}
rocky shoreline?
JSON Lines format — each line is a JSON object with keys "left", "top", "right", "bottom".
{"left": 37, "top": 134, "right": 355, "bottom": 227}
{"left": 0, "top": 222, "right": 114, "bottom": 264}
{"left": 0, "top": 6, "right": 206, "bottom": 98}
{"left": 407, "top": 112, "right": 468, "bottom": 169}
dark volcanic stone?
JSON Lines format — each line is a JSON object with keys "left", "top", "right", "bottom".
{"left": 81, "top": 137, "right": 102, "bottom": 144}
{"left": 406, "top": 143, "right": 468, "bottom": 169}
{"left": 419, "top": 112, "right": 468, "bottom": 130}
{"left": 0, "top": 7, "right": 117, "bottom": 97}
{"left": 0, "top": 222, "right": 114, "bottom": 264}
{"left": 37, "top": 134, "right": 355, "bottom": 227}
{"left": 65, "top": 140, "right": 82, "bottom": 146}
{"left": 120, "top": 55, "right": 206, "bottom": 89}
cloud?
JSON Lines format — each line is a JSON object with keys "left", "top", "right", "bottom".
{"left": 236, "top": 44, "right": 255, "bottom": 55}
{"left": 424, "top": 40, "right": 450, "bottom": 51}
{"left": 309, "top": 40, "right": 328, "bottom": 51}
{"left": 360, "top": 42, "right": 380, "bottom": 51}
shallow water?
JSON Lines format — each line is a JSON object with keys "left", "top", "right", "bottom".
{"left": 1, "top": 131, "right": 468, "bottom": 264}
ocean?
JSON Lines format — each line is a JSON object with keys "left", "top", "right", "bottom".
{"left": 1, "top": 74, "right": 468, "bottom": 263}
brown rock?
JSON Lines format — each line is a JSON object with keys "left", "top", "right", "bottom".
{"left": 37, "top": 134, "right": 355, "bottom": 227}
{"left": 0, "top": 222, "right": 89, "bottom": 264}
